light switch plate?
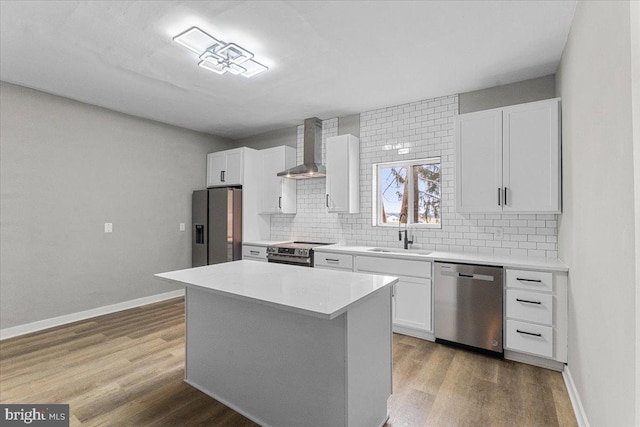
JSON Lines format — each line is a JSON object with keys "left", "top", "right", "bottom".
{"left": 104, "top": 223, "right": 113, "bottom": 233}
{"left": 179, "top": 223, "right": 185, "bottom": 232}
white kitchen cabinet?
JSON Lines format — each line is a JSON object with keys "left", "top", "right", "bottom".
{"left": 206, "top": 147, "right": 267, "bottom": 242}
{"left": 355, "top": 255, "right": 432, "bottom": 339}
{"left": 455, "top": 109, "right": 503, "bottom": 213}
{"left": 207, "top": 147, "right": 246, "bottom": 187}
{"left": 392, "top": 276, "right": 431, "bottom": 332}
{"left": 313, "top": 251, "right": 353, "bottom": 271}
{"left": 325, "top": 134, "right": 359, "bottom": 214}
{"left": 455, "top": 98, "right": 561, "bottom": 213}
{"left": 242, "top": 244, "right": 267, "bottom": 262}
{"left": 504, "top": 268, "right": 567, "bottom": 364}
{"left": 505, "top": 320, "right": 553, "bottom": 359}
{"left": 259, "top": 146, "right": 297, "bottom": 214}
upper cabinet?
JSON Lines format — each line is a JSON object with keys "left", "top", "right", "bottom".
{"left": 325, "top": 134, "right": 359, "bottom": 213}
{"left": 455, "top": 109, "right": 503, "bottom": 213}
{"left": 204, "top": 147, "right": 267, "bottom": 241}
{"left": 455, "top": 98, "right": 561, "bottom": 213}
{"left": 259, "top": 146, "right": 297, "bottom": 214}
{"left": 207, "top": 147, "right": 247, "bottom": 187}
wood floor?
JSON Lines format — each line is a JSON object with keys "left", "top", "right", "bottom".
{"left": 0, "top": 298, "right": 577, "bottom": 426}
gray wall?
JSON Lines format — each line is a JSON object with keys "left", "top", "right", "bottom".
{"left": 240, "top": 77, "right": 555, "bottom": 149}
{"left": 459, "top": 74, "right": 556, "bottom": 114}
{"left": 633, "top": 3, "right": 640, "bottom": 423}
{"left": 556, "top": 1, "right": 637, "bottom": 425}
{"left": 337, "top": 114, "right": 360, "bottom": 138}
{"left": 0, "top": 82, "right": 233, "bottom": 329}
{"left": 236, "top": 114, "right": 361, "bottom": 150}
{"left": 235, "top": 126, "right": 297, "bottom": 150}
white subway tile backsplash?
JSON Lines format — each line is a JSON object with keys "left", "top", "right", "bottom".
{"left": 527, "top": 249, "right": 546, "bottom": 257}
{"left": 269, "top": 95, "right": 558, "bottom": 256}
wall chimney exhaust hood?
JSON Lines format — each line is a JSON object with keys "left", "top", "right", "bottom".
{"left": 277, "top": 117, "right": 325, "bottom": 179}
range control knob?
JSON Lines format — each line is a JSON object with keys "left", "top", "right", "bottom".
{"left": 300, "top": 250, "right": 308, "bottom": 256}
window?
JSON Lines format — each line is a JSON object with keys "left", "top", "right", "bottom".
{"left": 374, "top": 157, "right": 441, "bottom": 227}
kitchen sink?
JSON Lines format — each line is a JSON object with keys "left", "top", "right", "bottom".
{"left": 368, "top": 247, "right": 432, "bottom": 256}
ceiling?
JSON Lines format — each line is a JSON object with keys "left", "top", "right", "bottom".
{"left": 0, "top": 1, "right": 576, "bottom": 140}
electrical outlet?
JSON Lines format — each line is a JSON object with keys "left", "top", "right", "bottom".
{"left": 104, "top": 223, "right": 113, "bottom": 233}
{"left": 494, "top": 227, "right": 503, "bottom": 240}
{"left": 179, "top": 223, "right": 185, "bottom": 232}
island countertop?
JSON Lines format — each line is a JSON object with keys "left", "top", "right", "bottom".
{"left": 155, "top": 260, "right": 398, "bottom": 320}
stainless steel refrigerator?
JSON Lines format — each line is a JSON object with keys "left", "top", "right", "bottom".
{"left": 192, "top": 188, "right": 242, "bottom": 267}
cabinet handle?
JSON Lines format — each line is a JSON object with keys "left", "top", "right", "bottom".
{"left": 504, "top": 187, "right": 508, "bottom": 205}
{"left": 326, "top": 194, "right": 329, "bottom": 208}
{"left": 325, "top": 258, "right": 339, "bottom": 263}
{"left": 516, "top": 298, "right": 541, "bottom": 305}
{"left": 220, "top": 170, "right": 226, "bottom": 182}
{"left": 278, "top": 196, "right": 282, "bottom": 209}
{"left": 516, "top": 278, "right": 542, "bottom": 283}
{"left": 498, "top": 188, "right": 502, "bottom": 206}
{"left": 516, "top": 329, "right": 542, "bottom": 337}
{"left": 250, "top": 250, "right": 260, "bottom": 255}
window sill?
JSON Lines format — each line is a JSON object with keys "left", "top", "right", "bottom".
{"left": 375, "top": 223, "right": 442, "bottom": 229}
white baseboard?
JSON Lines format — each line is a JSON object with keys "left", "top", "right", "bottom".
{"left": 563, "top": 365, "right": 590, "bottom": 427}
{"left": 393, "top": 325, "right": 435, "bottom": 341}
{"left": 504, "top": 350, "right": 565, "bottom": 371}
{"left": 0, "top": 289, "right": 185, "bottom": 341}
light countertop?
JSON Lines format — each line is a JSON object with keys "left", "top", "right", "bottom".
{"left": 155, "top": 260, "right": 398, "bottom": 320}
{"left": 242, "top": 240, "right": 291, "bottom": 247}
{"left": 314, "top": 245, "right": 569, "bottom": 272}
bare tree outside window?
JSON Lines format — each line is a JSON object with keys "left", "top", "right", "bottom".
{"left": 377, "top": 158, "right": 441, "bottom": 227}
{"left": 380, "top": 166, "right": 407, "bottom": 224}
{"left": 413, "top": 164, "right": 440, "bottom": 224}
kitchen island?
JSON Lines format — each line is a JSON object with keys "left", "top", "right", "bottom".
{"left": 155, "top": 260, "right": 398, "bottom": 427}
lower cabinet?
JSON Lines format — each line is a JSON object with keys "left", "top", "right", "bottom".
{"left": 504, "top": 268, "right": 568, "bottom": 364}
{"left": 505, "top": 320, "right": 553, "bottom": 359}
{"left": 312, "top": 249, "right": 569, "bottom": 369}
{"left": 242, "top": 244, "right": 267, "bottom": 262}
{"left": 313, "top": 252, "right": 433, "bottom": 339}
{"left": 355, "top": 255, "right": 433, "bottom": 340}
{"left": 392, "top": 276, "right": 432, "bottom": 332}
{"left": 313, "top": 252, "right": 353, "bottom": 271}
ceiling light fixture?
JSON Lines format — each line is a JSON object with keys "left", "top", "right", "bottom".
{"left": 173, "top": 26, "right": 268, "bottom": 78}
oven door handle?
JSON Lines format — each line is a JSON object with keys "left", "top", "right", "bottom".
{"left": 267, "top": 254, "right": 311, "bottom": 266}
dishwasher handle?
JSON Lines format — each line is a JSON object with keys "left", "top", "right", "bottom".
{"left": 455, "top": 272, "right": 496, "bottom": 282}
{"left": 436, "top": 263, "right": 502, "bottom": 283}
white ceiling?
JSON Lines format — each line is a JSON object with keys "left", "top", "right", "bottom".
{"left": 0, "top": 1, "right": 576, "bottom": 139}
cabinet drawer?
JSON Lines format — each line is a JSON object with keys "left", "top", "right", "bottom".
{"left": 506, "top": 269, "right": 553, "bottom": 292}
{"left": 506, "top": 320, "right": 553, "bottom": 358}
{"left": 242, "top": 245, "right": 267, "bottom": 260}
{"left": 355, "top": 256, "right": 431, "bottom": 278}
{"left": 314, "top": 252, "right": 353, "bottom": 270}
{"left": 506, "top": 290, "right": 553, "bottom": 325}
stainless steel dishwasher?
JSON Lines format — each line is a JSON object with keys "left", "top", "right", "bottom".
{"left": 434, "top": 262, "right": 504, "bottom": 356}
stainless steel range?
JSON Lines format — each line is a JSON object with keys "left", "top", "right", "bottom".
{"left": 266, "top": 242, "right": 331, "bottom": 267}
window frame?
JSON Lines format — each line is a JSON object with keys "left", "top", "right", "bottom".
{"left": 373, "top": 156, "right": 442, "bottom": 229}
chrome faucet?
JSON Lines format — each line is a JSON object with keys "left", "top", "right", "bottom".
{"left": 398, "top": 213, "right": 413, "bottom": 250}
